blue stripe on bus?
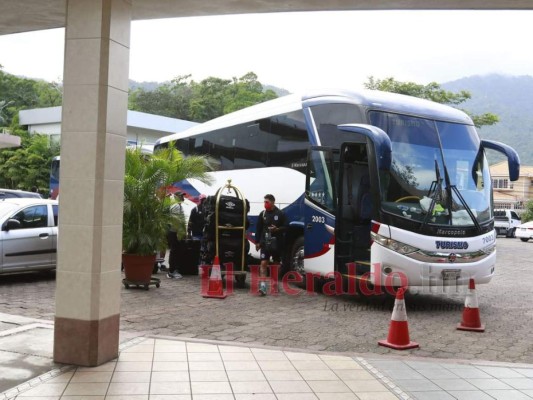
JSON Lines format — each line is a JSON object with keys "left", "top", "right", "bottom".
{"left": 170, "top": 180, "right": 201, "bottom": 202}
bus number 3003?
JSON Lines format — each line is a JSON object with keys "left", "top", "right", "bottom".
{"left": 312, "top": 215, "right": 326, "bottom": 223}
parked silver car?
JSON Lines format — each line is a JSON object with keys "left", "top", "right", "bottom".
{"left": 0, "top": 188, "right": 42, "bottom": 199}
{"left": 0, "top": 198, "right": 58, "bottom": 274}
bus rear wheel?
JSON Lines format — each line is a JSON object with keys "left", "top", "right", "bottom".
{"left": 520, "top": 238, "right": 529, "bottom": 242}
{"left": 289, "top": 236, "right": 305, "bottom": 276}
{"left": 288, "top": 236, "right": 326, "bottom": 293}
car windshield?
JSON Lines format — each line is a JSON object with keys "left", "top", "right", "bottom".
{"left": 0, "top": 202, "right": 20, "bottom": 220}
{"left": 370, "top": 112, "right": 491, "bottom": 227}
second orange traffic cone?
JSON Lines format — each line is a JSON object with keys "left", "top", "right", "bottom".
{"left": 378, "top": 287, "right": 419, "bottom": 350}
{"left": 203, "top": 257, "right": 227, "bottom": 299}
{"left": 457, "top": 278, "right": 484, "bottom": 332}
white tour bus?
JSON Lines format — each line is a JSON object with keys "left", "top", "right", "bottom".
{"left": 154, "top": 89, "right": 520, "bottom": 288}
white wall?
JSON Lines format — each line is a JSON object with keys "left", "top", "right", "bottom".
{"left": 28, "top": 122, "right": 61, "bottom": 135}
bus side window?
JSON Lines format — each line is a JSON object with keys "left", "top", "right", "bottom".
{"left": 176, "top": 139, "right": 190, "bottom": 154}
{"left": 268, "top": 111, "right": 308, "bottom": 171}
{"left": 202, "top": 127, "right": 235, "bottom": 169}
{"left": 234, "top": 120, "right": 268, "bottom": 169}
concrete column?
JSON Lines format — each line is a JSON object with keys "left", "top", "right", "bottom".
{"left": 54, "top": 0, "right": 131, "bottom": 366}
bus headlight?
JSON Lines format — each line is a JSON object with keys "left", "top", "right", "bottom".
{"left": 371, "top": 232, "right": 419, "bottom": 255}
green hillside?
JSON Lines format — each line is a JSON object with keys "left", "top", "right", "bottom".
{"left": 442, "top": 74, "right": 533, "bottom": 165}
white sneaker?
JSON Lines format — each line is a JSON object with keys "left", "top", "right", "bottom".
{"left": 259, "top": 282, "right": 267, "bottom": 296}
{"left": 173, "top": 272, "right": 183, "bottom": 279}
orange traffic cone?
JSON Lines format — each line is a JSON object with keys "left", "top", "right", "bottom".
{"left": 203, "top": 257, "right": 227, "bottom": 299}
{"left": 378, "top": 287, "right": 419, "bottom": 350}
{"left": 457, "top": 279, "right": 484, "bottom": 332}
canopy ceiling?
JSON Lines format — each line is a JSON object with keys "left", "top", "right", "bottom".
{"left": 2, "top": 0, "right": 532, "bottom": 36}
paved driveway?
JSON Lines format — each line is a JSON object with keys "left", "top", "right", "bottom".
{"left": 1, "top": 238, "right": 532, "bottom": 363}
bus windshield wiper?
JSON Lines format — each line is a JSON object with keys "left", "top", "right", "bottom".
{"left": 420, "top": 159, "right": 445, "bottom": 228}
{"left": 442, "top": 161, "right": 482, "bottom": 233}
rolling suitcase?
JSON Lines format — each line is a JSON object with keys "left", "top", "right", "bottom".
{"left": 177, "top": 239, "right": 201, "bottom": 275}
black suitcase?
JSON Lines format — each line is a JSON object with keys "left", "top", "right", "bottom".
{"left": 205, "top": 194, "right": 249, "bottom": 215}
{"left": 177, "top": 239, "right": 201, "bottom": 275}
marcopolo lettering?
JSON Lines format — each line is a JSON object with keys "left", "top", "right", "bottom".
{"left": 436, "top": 229, "right": 466, "bottom": 237}
{"left": 435, "top": 241, "right": 469, "bottom": 250}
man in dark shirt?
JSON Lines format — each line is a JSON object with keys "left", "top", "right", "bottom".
{"left": 187, "top": 194, "right": 206, "bottom": 240}
{"left": 166, "top": 194, "right": 184, "bottom": 279}
{"left": 255, "top": 194, "right": 287, "bottom": 295}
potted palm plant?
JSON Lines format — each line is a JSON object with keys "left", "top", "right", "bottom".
{"left": 122, "top": 145, "right": 211, "bottom": 283}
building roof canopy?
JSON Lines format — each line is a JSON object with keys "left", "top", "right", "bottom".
{"left": 18, "top": 107, "right": 197, "bottom": 134}
{"left": 2, "top": 0, "right": 533, "bottom": 35}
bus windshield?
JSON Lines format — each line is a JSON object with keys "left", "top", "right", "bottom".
{"left": 370, "top": 112, "right": 492, "bottom": 227}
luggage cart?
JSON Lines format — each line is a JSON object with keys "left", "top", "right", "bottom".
{"left": 213, "top": 180, "right": 248, "bottom": 288}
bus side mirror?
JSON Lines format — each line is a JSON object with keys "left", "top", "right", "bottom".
{"left": 337, "top": 124, "right": 392, "bottom": 171}
{"left": 481, "top": 139, "right": 520, "bottom": 181}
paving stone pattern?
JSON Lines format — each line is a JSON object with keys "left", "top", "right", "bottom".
{"left": 1, "top": 239, "right": 532, "bottom": 363}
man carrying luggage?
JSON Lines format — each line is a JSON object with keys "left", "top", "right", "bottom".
{"left": 255, "top": 194, "right": 286, "bottom": 296}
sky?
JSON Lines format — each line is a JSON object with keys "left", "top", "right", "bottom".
{"left": 0, "top": 10, "right": 532, "bottom": 92}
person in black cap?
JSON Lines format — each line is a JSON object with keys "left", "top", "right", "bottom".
{"left": 255, "top": 194, "right": 287, "bottom": 295}
{"left": 187, "top": 194, "right": 207, "bottom": 240}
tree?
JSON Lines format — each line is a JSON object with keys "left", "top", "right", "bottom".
{"left": 520, "top": 200, "right": 533, "bottom": 223}
{"left": 0, "top": 65, "right": 63, "bottom": 194}
{"left": 35, "top": 79, "right": 63, "bottom": 108}
{"left": 0, "top": 130, "right": 59, "bottom": 193}
{"left": 190, "top": 76, "right": 232, "bottom": 121}
{"left": 123, "top": 145, "right": 212, "bottom": 255}
{"left": 0, "top": 65, "right": 62, "bottom": 127}
{"left": 129, "top": 75, "right": 194, "bottom": 120}
{"left": 129, "top": 72, "right": 278, "bottom": 122}
{"left": 224, "top": 72, "right": 277, "bottom": 114}
{"left": 364, "top": 76, "right": 498, "bottom": 128}
{"left": 0, "top": 99, "right": 13, "bottom": 126}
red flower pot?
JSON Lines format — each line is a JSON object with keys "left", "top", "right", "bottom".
{"left": 122, "top": 253, "right": 156, "bottom": 283}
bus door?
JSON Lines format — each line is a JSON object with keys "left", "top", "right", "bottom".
{"left": 304, "top": 146, "right": 337, "bottom": 275}
{"left": 335, "top": 142, "right": 373, "bottom": 278}
{"left": 334, "top": 124, "right": 392, "bottom": 280}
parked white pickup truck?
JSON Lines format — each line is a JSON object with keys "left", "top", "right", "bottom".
{"left": 494, "top": 209, "right": 521, "bottom": 237}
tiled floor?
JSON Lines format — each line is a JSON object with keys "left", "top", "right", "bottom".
{"left": 13, "top": 338, "right": 400, "bottom": 399}
{"left": 366, "top": 359, "right": 533, "bottom": 400}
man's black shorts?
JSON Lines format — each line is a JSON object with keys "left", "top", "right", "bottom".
{"left": 259, "top": 248, "right": 281, "bottom": 263}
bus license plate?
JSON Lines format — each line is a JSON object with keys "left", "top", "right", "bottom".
{"left": 442, "top": 269, "right": 461, "bottom": 281}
